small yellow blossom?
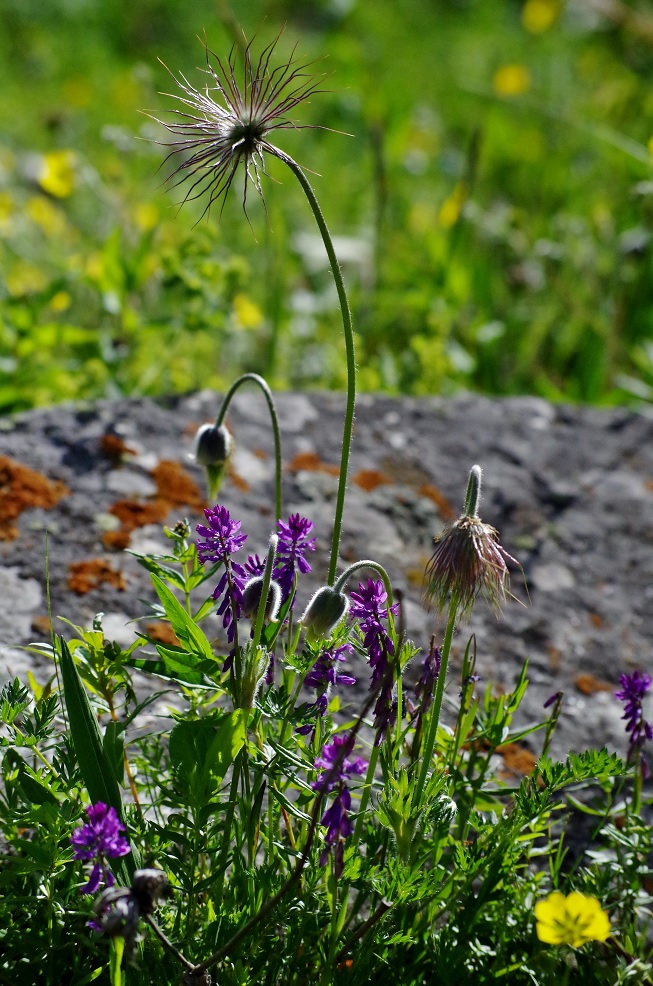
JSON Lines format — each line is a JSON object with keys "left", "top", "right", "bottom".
{"left": 26, "top": 196, "right": 67, "bottom": 237}
{"left": 492, "top": 64, "right": 531, "bottom": 98}
{"left": 48, "top": 291, "right": 72, "bottom": 313}
{"left": 522, "top": 0, "right": 561, "bottom": 35}
{"left": 648, "top": 136, "right": 653, "bottom": 161}
{"left": 535, "top": 892, "right": 610, "bottom": 948}
{"left": 0, "top": 191, "right": 14, "bottom": 236}
{"left": 134, "top": 202, "right": 159, "bottom": 232}
{"left": 438, "top": 182, "right": 467, "bottom": 229}
{"left": 38, "top": 150, "right": 76, "bottom": 198}
{"left": 233, "top": 293, "right": 264, "bottom": 329}
{"left": 6, "top": 262, "right": 49, "bottom": 297}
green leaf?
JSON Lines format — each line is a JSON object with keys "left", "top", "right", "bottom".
{"left": 169, "top": 710, "right": 248, "bottom": 803}
{"left": 125, "top": 649, "right": 210, "bottom": 686}
{"left": 57, "top": 636, "right": 123, "bottom": 812}
{"left": 103, "top": 720, "right": 125, "bottom": 784}
{"left": 150, "top": 573, "right": 215, "bottom": 662}
{"left": 129, "top": 553, "right": 187, "bottom": 590}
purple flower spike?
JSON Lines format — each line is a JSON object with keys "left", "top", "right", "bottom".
{"left": 349, "top": 579, "right": 399, "bottom": 744}
{"left": 196, "top": 504, "right": 247, "bottom": 563}
{"left": 311, "top": 733, "right": 368, "bottom": 877}
{"left": 415, "top": 645, "right": 442, "bottom": 715}
{"left": 615, "top": 670, "right": 653, "bottom": 773}
{"left": 349, "top": 580, "right": 398, "bottom": 686}
{"left": 312, "top": 733, "right": 368, "bottom": 794}
{"left": 71, "top": 802, "right": 130, "bottom": 895}
{"left": 274, "top": 513, "right": 316, "bottom": 604}
{"left": 196, "top": 504, "right": 248, "bottom": 643}
{"left": 297, "top": 645, "right": 356, "bottom": 739}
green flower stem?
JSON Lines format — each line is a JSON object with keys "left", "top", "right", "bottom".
{"left": 215, "top": 372, "right": 283, "bottom": 523}
{"left": 214, "top": 752, "right": 242, "bottom": 911}
{"left": 333, "top": 559, "right": 396, "bottom": 637}
{"left": 413, "top": 593, "right": 459, "bottom": 809}
{"left": 251, "top": 535, "right": 278, "bottom": 650}
{"left": 277, "top": 151, "right": 356, "bottom": 586}
{"left": 352, "top": 743, "right": 379, "bottom": 850}
{"left": 109, "top": 937, "right": 124, "bottom": 986}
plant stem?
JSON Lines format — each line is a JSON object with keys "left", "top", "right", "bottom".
{"left": 216, "top": 372, "right": 283, "bottom": 523}
{"left": 214, "top": 753, "right": 242, "bottom": 911}
{"left": 275, "top": 151, "right": 356, "bottom": 586}
{"left": 413, "top": 594, "right": 459, "bottom": 808}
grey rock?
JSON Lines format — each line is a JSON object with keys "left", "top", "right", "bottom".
{"left": 1, "top": 391, "right": 652, "bottom": 764}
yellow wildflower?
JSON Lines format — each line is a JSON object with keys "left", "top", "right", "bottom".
{"left": 522, "top": 0, "right": 561, "bottom": 35}
{"left": 38, "top": 150, "right": 76, "bottom": 198}
{"left": 438, "top": 182, "right": 467, "bottom": 229}
{"left": 233, "top": 293, "right": 264, "bottom": 330}
{"left": 535, "top": 891, "right": 610, "bottom": 947}
{"left": 492, "top": 64, "right": 531, "bottom": 98}
{"left": 26, "top": 196, "right": 67, "bottom": 237}
{"left": 48, "top": 291, "right": 72, "bottom": 313}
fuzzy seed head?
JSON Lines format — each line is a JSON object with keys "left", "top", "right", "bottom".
{"left": 151, "top": 32, "right": 322, "bottom": 220}
{"left": 423, "top": 513, "right": 516, "bottom": 619}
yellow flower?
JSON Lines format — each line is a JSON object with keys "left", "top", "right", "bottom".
{"left": 233, "top": 293, "right": 264, "bottom": 330}
{"left": 26, "top": 195, "right": 67, "bottom": 237}
{"left": 492, "top": 64, "right": 531, "bottom": 98}
{"left": 438, "top": 182, "right": 467, "bottom": 229}
{"left": 38, "top": 150, "right": 76, "bottom": 198}
{"left": 648, "top": 135, "right": 653, "bottom": 161}
{"left": 535, "top": 892, "right": 610, "bottom": 948}
{"left": 48, "top": 291, "right": 72, "bottom": 313}
{"left": 522, "top": 0, "right": 561, "bottom": 35}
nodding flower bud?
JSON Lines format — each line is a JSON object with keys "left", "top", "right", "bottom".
{"left": 242, "top": 576, "right": 281, "bottom": 622}
{"left": 194, "top": 423, "right": 232, "bottom": 501}
{"left": 301, "top": 586, "right": 349, "bottom": 642}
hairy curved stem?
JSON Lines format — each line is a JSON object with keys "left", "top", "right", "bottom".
{"left": 273, "top": 150, "right": 356, "bottom": 586}
{"left": 216, "top": 372, "right": 283, "bottom": 523}
{"left": 413, "top": 594, "right": 459, "bottom": 809}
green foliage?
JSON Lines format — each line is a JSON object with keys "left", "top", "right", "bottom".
{"left": 2, "top": 1, "right": 653, "bottom": 410}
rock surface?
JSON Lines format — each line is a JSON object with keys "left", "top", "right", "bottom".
{"left": 1, "top": 390, "right": 653, "bottom": 763}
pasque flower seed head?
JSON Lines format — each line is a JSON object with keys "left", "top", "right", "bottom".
{"left": 152, "top": 32, "right": 322, "bottom": 219}
{"left": 422, "top": 464, "right": 518, "bottom": 618}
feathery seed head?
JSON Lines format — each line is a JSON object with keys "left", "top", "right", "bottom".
{"left": 152, "top": 32, "right": 322, "bottom": 219}
{"left": 422, "top": 465, "right": 517, "bottom": 618}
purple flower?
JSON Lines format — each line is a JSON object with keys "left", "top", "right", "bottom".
{"left": 615, "top": 671, "right": 653, "bottom": 773}
{"left": 296, "top": 645, "right": 356, "bottom": 737}
{"left": 305, "top": 644, "right": 356, "bottom": 691}
{"left": 196, "top": 504, "right": 248, "bottom": 643}
{"left": 274, "top": 514, "right": 316, "bottom": 604}
{"left": 312, "top": 733, "right": 368, "bottom": 794}
{"left": 349, "top": 580, "right": 398, "bottom": 686}
{"left": 71, "top": 803, "right": 131, "bottom": 894}
{"left": 414, "top": 645, "right": 442, "bottom": 715}
{"left": 349, "top": 579, "right": 399, "bottom": 744}
{"left": 311, "top": 733, "right": 368, "bottom": 877}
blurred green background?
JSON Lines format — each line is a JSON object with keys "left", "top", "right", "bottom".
{"left": 2, "top": 0, "right": 653, "bottom": 412}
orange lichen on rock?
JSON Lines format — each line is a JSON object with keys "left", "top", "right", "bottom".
{"left": 497, "top": 742, "right": 538, "bottom": 776}
{"left": 68, "top": 559, "right": 126, "bottom": 594}
{"left": 145, "top": 620, "right": 181, "bottom": 647}
{"left": 99, "top": 433, "right": 137, "bottom": 466}
{"left": 0, "top": 455, "right": 69, "bottom": 541}
{"left": 151, "top": 459, "right": 205, "bottom": 509}
{"left": 286, "top": 450, "right": 340, "bottom": 476}
{"left": 353, "top": 469, "right": 392, "bottom": 492}
{"left": 575, "top": 673, "right": 614, "bottom": 696}
{"left": 102, "top": 458, "right": 206, "bottom": 549}
{"left": 417, "top": 482, "right": 456, "bottom": 520}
